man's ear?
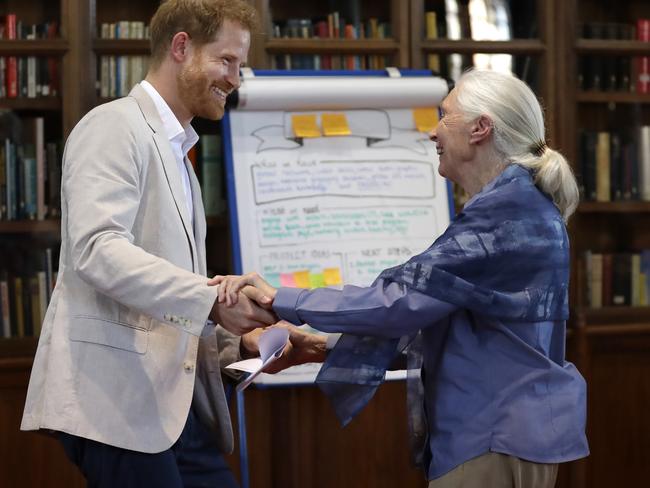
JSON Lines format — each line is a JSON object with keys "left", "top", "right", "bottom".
{"left": 469, "top": 115, "right": 493, "bottom": 145}
{"left": 169, "top": 32, "right": 191, "bottom": 63}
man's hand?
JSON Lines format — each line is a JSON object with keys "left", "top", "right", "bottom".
{"left": 208, "top": 272, "right": 277, "bottom": 308}
{"left": 262, "top": 321, "right": 327, "bottom": 374}
{"left": 210, "top": 291, "right": 277, "bottom": 336}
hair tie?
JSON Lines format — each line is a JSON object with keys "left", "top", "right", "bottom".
{"left": 530, "top": 140, "right": 547, "bottom": 157}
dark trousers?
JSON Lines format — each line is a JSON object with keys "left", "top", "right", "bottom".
{"left": 57, "top": 408, "right": 239, "bottom": 488}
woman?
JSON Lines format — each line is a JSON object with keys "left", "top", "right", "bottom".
{"left": 213, "top": 69, "right": 589, "bottom": 487}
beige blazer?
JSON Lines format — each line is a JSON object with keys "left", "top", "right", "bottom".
{"left": 21, "top": 84, "right": 240, "bottom": 454}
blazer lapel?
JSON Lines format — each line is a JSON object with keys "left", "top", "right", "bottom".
{"left": 128, "top": 84, "right": 198, "bottom": 269}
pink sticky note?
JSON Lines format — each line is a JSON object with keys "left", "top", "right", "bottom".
{"left": 280, "top": 273, "right": 297, "bottom": 287}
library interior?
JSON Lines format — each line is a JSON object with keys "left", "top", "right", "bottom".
{"left": 1, "top": 0, "right": 649, "bottom": 487}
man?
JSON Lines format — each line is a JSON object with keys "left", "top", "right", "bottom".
{"left": 21, "top": 1, "right": 324, "bottom": 486}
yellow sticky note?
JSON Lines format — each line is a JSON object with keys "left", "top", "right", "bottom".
{"left": 413, "top": 108, "right": 439, "bottom": 133}
{"left": 323, "top": 267, "right": 342, "bottom": 286}
{"left": 292, "top": 114, "right": 321, "bottom": 138}
{"left": 294, "top": 270, "right": 311, "bottom": 288}
{"left": 309, "top": 273, "right": 326, "bottom": 289}
{"left": 321, "top": 113, "right": 351, "bottom": 136}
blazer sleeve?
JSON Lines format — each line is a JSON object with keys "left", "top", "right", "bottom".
{"left": 63, "top": 104, "right": 216, "bottom": 336}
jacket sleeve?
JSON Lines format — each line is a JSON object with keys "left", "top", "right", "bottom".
{"left": 274, "top": 279, "right": 458, "bottom": 339}
{"left": 63, "top": 105, "right": 216, "bottom": 336}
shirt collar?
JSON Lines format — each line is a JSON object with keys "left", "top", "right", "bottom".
{"left": 140, "top": 80, "right": 199, "bottom": 155}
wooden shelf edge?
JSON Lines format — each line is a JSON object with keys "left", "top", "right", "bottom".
{"left": 0, "top": 97, "right": 62, "bottom": 111}
{"left": 419, "top": 39, "right": 546, "bottom": 54}
{"left": 577, "top": 91, "right": 650, "bottom": 104}
{"left": 585, "top": 323, "right": 650, "bottom": 336}
{"left": 577, "top": 201, "right": 650, "bottom": 213}
{"left": 265, "top": 38, "right": 400, "bottom": 54}
{"left": 0, "top": 337, "right": 38, "bottom": 366}
{"left": 93, "top": 39, "right": 151, "bottom": 55}
{"left": 573, "top": 306, "right": 650, "bottom": 322}
{"left": 0, "top": 39, "right": 68, "bottom": 55}
{"left": 0, "top": 356, "right": 34, "bottom": 370}
{"left": 576, "top": 39, "right": 650, "bottom": 55}
{"left": 0, "top": 219, "right": 61, "bottom": 234}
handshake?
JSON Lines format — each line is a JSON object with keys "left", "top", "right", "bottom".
{"left": 208, "top": 273, "right": 327, "bottom": 373}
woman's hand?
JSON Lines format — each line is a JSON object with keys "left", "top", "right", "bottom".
{"left": 262, "top": 321, "right": 327, "bottom": 373}
{"left": 208, "top": 272, "right": 277, "bottom": 308}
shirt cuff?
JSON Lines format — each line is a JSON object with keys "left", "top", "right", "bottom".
{"left": 325, "top": 333, "right": 341, "bottom": 350}
{"left": 273, "top": 287, "right": 307, "bottom": 325}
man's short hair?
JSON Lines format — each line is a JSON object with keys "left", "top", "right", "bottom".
{"left": 149, "top": 0, "right": 258, "bottom": 68}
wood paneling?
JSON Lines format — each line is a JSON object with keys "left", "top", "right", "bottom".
{"left": 0, "top": 365, "right": 85, "bottom": 488}
{"left": 237, "top": 381, "right": 426, "bottom": 488}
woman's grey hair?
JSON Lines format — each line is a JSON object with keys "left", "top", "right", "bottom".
{"left": 454, "top": 69, "right": 579, "bottom": 221}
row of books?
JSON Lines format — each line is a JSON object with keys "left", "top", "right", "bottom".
{"left": 1, "top": 14, "right": 58, "bottom": 40}
{"left": 578, "top": 19, "right": 650, "bottom": 93}
{"left": 98, "top": 21, "right": 149, "bottom": 40}
{"left": 583, "top": 251, "right": 650, "bottom": 308}
{"left": 1, "top": 13, "right": 59, "bottom": 99}
{"left": 0, "top": 247, "right": 57, "bottom": 339}
{"left": 0, "top": 56, "right": 59, "bottom": 100}
{"left": 0, "top": 114, "right": 62, "bottom": 221}
{"left": 97, "top": 55, "right": 149, "bottom": 99}
{"left": 578, "top": 128, "right": 650, "bottom": 202}
{"left": 271, "top": 15, "right": 391, "bottom": 70}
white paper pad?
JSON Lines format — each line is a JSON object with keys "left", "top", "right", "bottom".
{"left": 226, "top": 328, "right": 290, "bottom": 391}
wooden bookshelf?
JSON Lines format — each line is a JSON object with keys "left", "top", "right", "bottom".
{"left": 577, "top": 91, "right": 650, "bottom": 103}
{"left": 576, "top": 38, "right": 650, "bottom": 54}
{"left": 0, "top": 97, "right": 62, "bottom": 110}
{"left": 0, "top": 220, "right": 61, "bottom": 234}
{"left": 1, "top": 1, "right": 649, "bottom": 488}
{"left": 0, "top": 337, "right": 38, "bottom": 360}
{"left": 249, "top": 0, "right": 410, "bottom": 69}
{"left": 264, "top": 38, "right": 400, "bottom": 54}
{"left": 0, "top": 39, "right": 68, "bottom": 55}
{"left": 577, "top": 201, "right": 650, "bottom": 212}
{"left": 418, "top": 39, "right": 546, "bottom": 54}
{"left": 93, "top": 38, "right": 150, "bottom": 55}
{"left": 558, "top": 1, "right": 650, "bottom": 487}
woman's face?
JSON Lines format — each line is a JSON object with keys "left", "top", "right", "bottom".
{"left": 429, "top": 89, "right": 474, "bottom": 184}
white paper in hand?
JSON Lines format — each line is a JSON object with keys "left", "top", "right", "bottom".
{"left": 226, "top": 328, "right": 290, "bottom": 392}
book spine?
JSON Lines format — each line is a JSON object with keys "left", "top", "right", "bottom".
{"left": 5, "top": 14, "right": 18, "bottom": 98}
{"left": 631, "top": 253, "right": 641, "bottom": 306}
{"left": 590, "top": 253, "right": 603, "bottom": 308}
{"left": 595, "top": 131, "right": 611, "bottom": 202}
{"left": 609, "top": 132, "right": 622, "bottom": 200}
{"left": 637, "top": 19, "right": 650, "bottom": 94}
{"left": 0, "top": 276, "right": 10, "bottom": 338}
{"left": 601, "top": 253, "right": 613, "bottom": 306}
{"left": 36, "top": 117, "right": 45, "bottom": 219}
{"left": 611, "top": 253, "right": 631, "bottom": 306}
{"left": 14, "top": 277, "right": 24, "bottom": 337}
{"left": 425, "top": 11, "right": 440, "bottom": 72}
{"left": 640, "top": 126, "right": 650, "bottom": 201}
{"left": 37, "top": 270, "right": 47, "bottom": 335}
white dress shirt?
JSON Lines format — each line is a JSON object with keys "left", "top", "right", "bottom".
{"left": 140, "top": 80, "right": 198, "bottom": 226}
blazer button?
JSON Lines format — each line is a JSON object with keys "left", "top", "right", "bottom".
{"left": 183, "top": 362, "right": 194, "bottom": 373}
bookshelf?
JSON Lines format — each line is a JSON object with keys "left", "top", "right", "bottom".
{"left": 1, "top": 1, "right": 649, "bottom": 487}
{"left": 556, "top": 1, "right": 650, "bottom": 487}
{"left": 248, "top": 0, "right": 410, "bottom": 69}
{"left": 410, "top": 1, "right": 558, "bottom": 139}
{"left": 0, "top": 2, "right": 89, "bottom": 486}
